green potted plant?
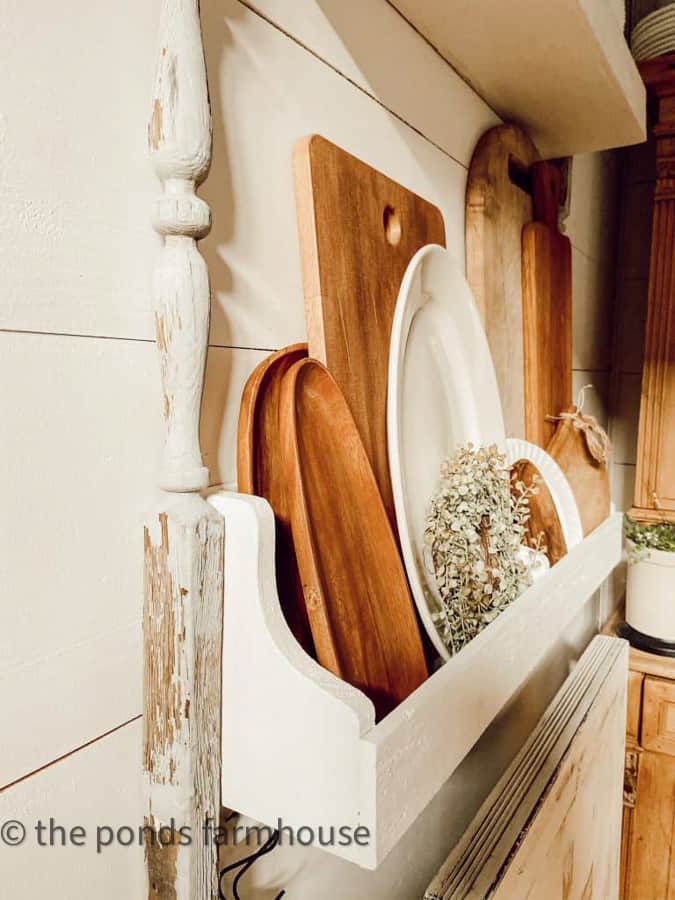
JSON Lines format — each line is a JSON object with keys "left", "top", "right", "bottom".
{"left": 625, "top": 517, "right": 675, "bottom": 651}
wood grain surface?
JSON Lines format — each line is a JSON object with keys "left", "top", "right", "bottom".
{"left": 511, "top": 459, "right": 567, "bottom": 565}
{"left": 488, "top": 642, "right": 625, "bottom": 900}
{"left": 280, "top": 357, "right": 428, "bottom": 719}
{"left": 632, "top": 56, "right": 675, "bottom": 523}
{"left": 237, "top": 343, "right": 314, "bottom": 657}
{"left": 624, "top": 745, "right": 675, "bottom": 899}
{"left": 522, "top": 161, "right": 573, "bottom": 447}
{"left": 547, "top": 408, "right": 610, "bottom": 536}
{"left": 425, "top": 636, "right": 626, "bottom": 900}
{"left": 466, "top": 123, "right": 538, "bottom": 438}
{"left": 293, "top": 134, "right": 445, "bottom": 532}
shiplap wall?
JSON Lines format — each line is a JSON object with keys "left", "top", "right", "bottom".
{"left": 0, "top": 0, "right": 621, "bottom": 896}
{"left": 609, "top": 108, "right": 654, "bottom": 516}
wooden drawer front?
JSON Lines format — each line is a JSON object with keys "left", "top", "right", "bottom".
{"left": 627, "top": 670, "right": 643, "bottom": 743}
{"left": 643, "top": 676, "right": 675, "bottom": 755}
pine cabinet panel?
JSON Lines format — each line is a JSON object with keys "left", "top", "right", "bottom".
{"left": 632, "top": 57, "right": 675, "bottom": 523}
{"left": 612, "top": 616, "right": 675, "bottom": 900}
{"left": 643, "top": 677, "right": 675, "bottom": 757}
{"left": 626, "top": 750, "right": 675, "bottom": 899}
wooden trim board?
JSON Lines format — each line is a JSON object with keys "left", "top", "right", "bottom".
{"left": 466, "top": 124, "right": 538, "bottom": 438}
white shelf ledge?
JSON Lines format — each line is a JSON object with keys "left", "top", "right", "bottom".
{"left": 387, "top": 0, "right": 645, "bottom": 157}
{"left": 209, "top": 491, "right": 623, "bottom": 869}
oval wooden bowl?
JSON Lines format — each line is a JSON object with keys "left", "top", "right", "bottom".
{"left": 280, "top": 357, "right": 428, "bottom": 719}
{"left": 237, "top": 343, "right": 314, "bottom": 656}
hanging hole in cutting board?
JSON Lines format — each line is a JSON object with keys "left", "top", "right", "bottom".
{"left": 507, "top": 154, "right": 532, "bottom": 195}
{"left": 383, "top": 204, "right": 402, "bottom": 246}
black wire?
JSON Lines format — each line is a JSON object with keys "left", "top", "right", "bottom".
{"left": 219, "top": 828, "right": 286, "bottom": 900}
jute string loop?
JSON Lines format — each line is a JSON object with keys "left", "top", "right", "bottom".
{"left": 545, "top": 384, "right": 611, "bottom": 464}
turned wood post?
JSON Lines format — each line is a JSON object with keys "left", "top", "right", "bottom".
{"left": 144, "top": 2, "right": 224, "bottom": 897}
{"left": 633, "top": 55, "right": 675, "bottom": 522}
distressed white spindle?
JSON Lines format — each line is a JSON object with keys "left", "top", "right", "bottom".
{"left": 149, "top": 0, "right": 212, "bottom": 493}
{"left": 144, "top": 1, "right": 223, "bottom": 897}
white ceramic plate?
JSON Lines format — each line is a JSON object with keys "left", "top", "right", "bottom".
{"left": 633, "top": 35, "right": 675, "bottom": 52}
{"left": 633, "top": 39, "right": 675, "bottom": 60}
{"left": 634, "top": 43, "right": 675, "bottom": 61}
{"left": 387, "top": 244, "right": 506, "bottom": 660}
{"left": 506, "top": 438, "right": 583, "bottom": 552}
{"left": 632, "top": 5, "right": 675, "bottom": 29}
{"left": 633, "top": 26, "right": 675, "bottom": 46}
{"left": 631, "top": 5, "right": 675, "bottom": 36}
{"left": 632, "top": 27, "right": 675, "bottom": 47}
{"left": 631, "top": 7, "right": 675, "bottom": 55}
{"left": 633, "top": 21, "right": 675, "bottom": 42}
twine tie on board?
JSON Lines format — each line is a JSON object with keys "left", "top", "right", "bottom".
{"left": 546, "top": 384, "right": 611, "bottom": 464}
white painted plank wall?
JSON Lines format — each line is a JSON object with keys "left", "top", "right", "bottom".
{"left": 0, "top": 0, "right": 621, "bottom": 896}
{"left": 1, "top": 722, "right": 145, "bottom": 899}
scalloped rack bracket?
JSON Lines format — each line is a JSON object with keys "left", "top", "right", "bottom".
{"left": 208, "top": 490, "right": 623, "bottom": 869}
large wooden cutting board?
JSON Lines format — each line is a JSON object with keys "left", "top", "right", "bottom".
{"left": 293, "top": 135, "right": 446, "bottom": 530}
{"left": 547, "top": 408, "right": 610, "bottom": 537}
{"left": 237, "top": 343, "right": 314, "bottom": 657}
{"left": 280, "top": 357, "right": 428, "bottom": 720}
{"left": 522, "top": 161, "right": 573, "bottom": 447}
{"left": 466, "top": 124, "right": 539, "bottom": 438}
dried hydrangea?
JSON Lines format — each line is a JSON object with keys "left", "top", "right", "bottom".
{"left": 423, "top": 443, "right": 537, "bottom": 656}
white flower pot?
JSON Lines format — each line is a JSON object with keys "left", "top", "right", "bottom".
{"left": 626, "top": 543, "right": 675, "bottom": 641}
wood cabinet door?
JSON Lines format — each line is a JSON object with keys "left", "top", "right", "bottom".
{"left": 643, "top": 677, "right": 675, "bottom": 756}
{"left": 632, "top": 59, "right": 675, "bottom": 522}
{"left": 634, "top": 270, "right": 675, "bottom": 518}
{"left": 625, "top": 749, "right": 675, "bottom": 898}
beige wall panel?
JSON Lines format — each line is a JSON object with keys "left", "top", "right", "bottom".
{"left": 572, "top": 249, "right": 614, "bottom": 372}
{"left": 0, "top": 0, "right": 493, "bottom": 350}
{"left": 200, "top": 0, "right": 480, "bottom": 351}
{"left": 234, "top": 0, "right": 499, "bottom": 168}
{"left": 0, "top": 0, "right": 161, "bottom": 341}
{"left": 573, "top": 369, "right": 610, "bottom": 429}
{"left": 616, "top": 278, "right": 649, "bottom": 375}
{"left": 619, "top": 180, "right": 654, "bottom": 280}
{"left": 566, "top": 151, "right": 620, "bottom": 265}
{"left": 613, "top": 372, "right": 642, "bottom": 465}
{"left": 0, "top": 332, "right": 265, "bottom": 785}
{"left": 1, "top": 721, "right": 145, "bottom": 899}
{"left": 612, "top": 462, "right": 637, "bottom": 512}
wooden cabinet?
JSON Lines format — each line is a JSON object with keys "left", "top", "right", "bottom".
{"left": 632, "top": 56, "right": 675, "bottom": 523}
{"left": 618, "top": 636, "right": 675, "bottom": 898}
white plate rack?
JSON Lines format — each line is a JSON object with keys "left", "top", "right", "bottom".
{"left": 209, "top": 490, "right": 623, "bottom": 869}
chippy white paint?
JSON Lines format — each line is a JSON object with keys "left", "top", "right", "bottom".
{"left": 149, "top": 0, "right": 212, "bottom": 493}
{"left": 208, "top": 490, "right": 623, "bottom": 869}
{"left": 144, "top": 1, "right": 224, "bottom": 897}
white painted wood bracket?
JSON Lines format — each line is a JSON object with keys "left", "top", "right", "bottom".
{"left": 209, "top": 491, "right": 623, "bottom": 869}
